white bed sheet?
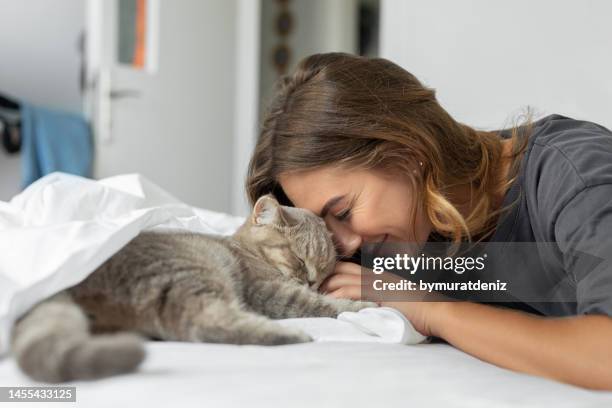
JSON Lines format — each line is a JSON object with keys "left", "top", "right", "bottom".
{"left": 2, "top": 341, "right": 612, "bottom": 408}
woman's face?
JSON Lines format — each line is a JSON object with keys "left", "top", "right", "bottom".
{"left": 278, "top": 166, "right": 432, "bottom": 258}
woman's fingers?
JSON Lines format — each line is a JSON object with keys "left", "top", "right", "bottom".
{"left": 328, "top": 285, "right": 362, "bottom": 300}
{"left": 334, "top": 261, "right": 362, "bottom": 275}
{"left": 319, "top": 262, "right": 365, "bottom": 299}
{"left": 319, "top": 262, "right": 363, "bottom": 293}
{"left": 319, "top": 272, "right": 361, "bottom": 294}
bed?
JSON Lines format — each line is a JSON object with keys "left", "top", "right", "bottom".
{"left": 2, "top": 173, "right": 612, "bottom": 407}
{"left": 2, "top": 340, "right": 612, "bottom": 407}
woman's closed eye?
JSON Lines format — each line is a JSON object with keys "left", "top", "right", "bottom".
{"left": 332, "top": 194, "right": 359, "bottom": 222}
{"left": 334, "top": 207, "right": 352, "bottom": 221}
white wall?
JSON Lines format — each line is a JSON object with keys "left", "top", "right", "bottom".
{"left": 380, "top": 0, "right": 612, "bottom": 130}
{"left": 0, "top": 0, "right": 85, "bottom": 201}
{"left": 0, "top": 0, "right": 84, "bottom": 112}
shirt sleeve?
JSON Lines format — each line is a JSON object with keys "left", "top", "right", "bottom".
{"left": 554, "top": 183, "right": 612, "bottom": 315}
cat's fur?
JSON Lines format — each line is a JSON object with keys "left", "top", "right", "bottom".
{"left": 11, "top": 195, "right": 374, "bottom": 383}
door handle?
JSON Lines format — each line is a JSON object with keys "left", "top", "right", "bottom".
{"left": 92, "top": 70, "right": 142, "bottom": 144}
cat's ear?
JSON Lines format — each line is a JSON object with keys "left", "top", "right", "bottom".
{"left": 253, "top": 195, "right": 284, "bottom": 226}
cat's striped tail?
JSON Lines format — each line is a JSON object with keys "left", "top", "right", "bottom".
{"left": 11, "top": 291, "right": 145, "bottom": 383}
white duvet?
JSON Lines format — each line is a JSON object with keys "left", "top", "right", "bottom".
{"left": 0, "top": 172, "right": 246, "bottom": 355}
{"left": 0, "top": 172, "right": 424, "bottom": 357}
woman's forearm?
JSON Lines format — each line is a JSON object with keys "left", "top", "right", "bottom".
{"left": 329, "top": 261, "right": 612, "bottom": 389}
{"left": 398, "top": 301, "right": 612, "bottom": 390}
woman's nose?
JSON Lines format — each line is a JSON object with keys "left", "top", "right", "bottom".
{"left": 327, "top": 219, "right": 362, "bottom": 258}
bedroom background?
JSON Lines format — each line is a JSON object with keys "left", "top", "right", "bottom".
{"left": 0, "top": 0, "right": 610, "bottom": 216}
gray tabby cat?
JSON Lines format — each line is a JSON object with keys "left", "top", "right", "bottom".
{"left": 11, "top": 195, "right": 375, "bottom": 383}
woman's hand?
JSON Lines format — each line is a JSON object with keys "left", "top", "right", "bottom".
{"left": 319, "top": 261, "right": 363, "bottom": 300}
{"left": 318, "top": 261, "right": 448, "bottom": 336}
{"left": 319, "top": 261, "right": 410, "bottom": 299}
{"left": 381, "top": 300, "right": 450, "bottom": 337}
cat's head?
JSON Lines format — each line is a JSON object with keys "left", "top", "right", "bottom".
{"left": 235, "top": 194, "right": 337, "bottom": 290}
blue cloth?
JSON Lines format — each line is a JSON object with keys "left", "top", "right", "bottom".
{"left": 20, "top": 103, "right": 93, "bottom": 188}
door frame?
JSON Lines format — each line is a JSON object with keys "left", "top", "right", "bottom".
{"left": 84, "top": 0, "right": 261, "bottom": 216}
{"left": 232, "top": 0, "right": 262, "bottom": 216}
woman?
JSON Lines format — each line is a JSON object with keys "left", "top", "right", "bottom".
{"left": 246, "top": 52, "right": 612, "bottom": 390}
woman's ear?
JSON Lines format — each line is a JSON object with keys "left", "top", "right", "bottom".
{"left": 253, "top": 194, "right": 284, "bottom": 226}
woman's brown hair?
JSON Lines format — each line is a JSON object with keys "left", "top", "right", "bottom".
{"left": 246, "top": 53, "right": 531, "bottom": 243}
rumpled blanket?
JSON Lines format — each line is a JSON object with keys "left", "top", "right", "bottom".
{"left": 0, "top": 173, "right": 425, "bottom": 357}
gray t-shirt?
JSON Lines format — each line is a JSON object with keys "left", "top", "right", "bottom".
{"left": 490, "top": 114, "right": 612, "bottom": 317}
